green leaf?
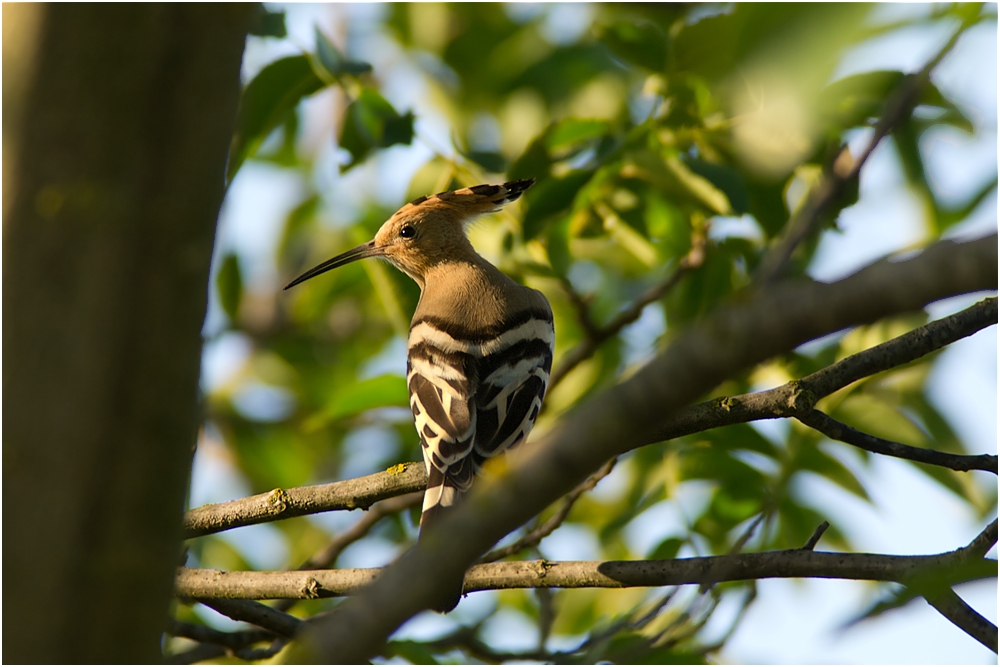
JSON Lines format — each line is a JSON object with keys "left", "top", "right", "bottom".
{"left": 663, "top": 156, "right": 732, "bottom": 215}
{"left": 545, "top": 216, "right": 572, "bottom": 277}
{"left": 647, "top": 536, "right": 685, "bottom": 560}
{"left": 256, "top": 111, "right": 300, "bottom": 168}
{"left": 305, "top": 374, "right": 408, "bottom": 431}
{"left": 315, "top": 27, "right": 373, "bottom": 78}
{"left": 623, "top": 151, "right": 732, "bottom": 215}
{"left": 463, "top": 150, "right": 507, "bottom": 173}
{"left": 217, "top": 252, "right": 243, "bottom": 322}
{"left": 682, "top": 157, "right": 750, "bottom": 214}
{"left": 228, "top": 56, "right": 326, "bottom": 183}
{"left": 936, "top": 178, "right": 997, "bottom": 233}
{"left": 795, "top": 439, "right": 871, "bottom": 503}
{"left": 545, "top": 118, "right": 611, "bottom": 153}
{"left": 521, "top": 169, "right": 595, "bottom": 240}
{"left": 249, "top": 8, "right": 287, "bottom": 38}
{"left": 596, "top": 21, "right": 669, "bottom": 71}
{"left": 839, "top": 584, "right": 918, "bottom": 630}
{"left": 509, "top": 135, "right": 552, "bottom": 182}
{"left": 277, "top": 194, "right": 321, "bottom": 260}
{"left": 698, "top": 423, "right": 780, "bottom": 459}
{"left": 339, "top": 89, "right": 415, "bottom": 171}
{"left": 384, "top": 640, "right": 441, "bottom": 665}
{"left": 819, "top": 70, "right": 974, "bottom": 134}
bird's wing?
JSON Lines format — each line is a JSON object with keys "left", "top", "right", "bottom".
{"left": 472, "top": 333, "right": 553, "bottom": 460}
{"left": 407, "top": 338, "right": 478, "bottom": 521}
{"left": 408, "top": 315, "right": 554, "bottom": 527}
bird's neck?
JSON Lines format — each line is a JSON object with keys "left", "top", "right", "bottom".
{"left": 412, "top": 257, "right": 517, "bottom": 332}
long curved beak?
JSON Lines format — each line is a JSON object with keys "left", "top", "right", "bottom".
{"left": 284, "top": 240, "right": 383, "bottom": 290}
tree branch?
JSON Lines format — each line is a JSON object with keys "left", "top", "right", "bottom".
{"left": 923, "top": 589, "right": 998, "bottom": 653}
{"left": 165, "top": 619, "right": 274, "bottom": 652}
{"left": 174, "top": 542, "right": 995, "bottom": 601}
{"left": 182, "top": 462, "right": 425, "bottom": 538}
{"left": 797, "top": 410, "right": 997, "bottom": 473}
{"left": 288, "top": 234, "right": 996, "bottom": 662}
{"left": 753, "top": 17, "right": 978, "bottom": 286}
{"left": 193, "top": 598, "right": 301, "bottom": 638}
{"left": 963, "top": 519, "right": 999, "bottom": 559}
{"left": 180, "top": 295, "right": 996, "bottom": 542}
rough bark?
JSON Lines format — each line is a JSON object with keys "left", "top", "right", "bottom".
{"left": 2, "top": 5, "right": 253, "bottom": 662}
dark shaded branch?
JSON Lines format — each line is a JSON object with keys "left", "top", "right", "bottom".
{"left": 422, "top": 626, "right": 552, "bottom": 663}
{"left": 289, "top": 234, "right": 996, "bottom": 662}
{"left": 551, "top": 237, "right": 705, "bottom": 388}
{"left": 164, "top": 613, "right": 290, "bottom": 664}
{"left": 923, "top": 589, "right": 998, "bottom": 653}
{"left": 164, "top": 636, "right": 287, "bottom": 665}
{"left": 174, "top": 544, "right": 996, "bottom": 600}
{"left": 195, "top": 598, "right": 302, "bottom": 638}
{"left": 480, "top": 458, "right": 617, "bottom": 563}
{"left": 182, "top": 462, "right": 425, "bottom": 538}
{"left": 798, "top": 410, "right": 998, "bottom": 473}
{"left": 753, "top": 18, "right": 977, "bottom": 286}
{"left": 165, "top": 619, "right": 275, "bottom": 653}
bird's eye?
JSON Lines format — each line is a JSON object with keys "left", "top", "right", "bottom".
{"left": 399, "top": 226, "right": 416, "bottom": 239}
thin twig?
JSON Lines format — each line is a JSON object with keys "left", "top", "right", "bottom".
{"left": 550, "top": 237, "right": 705, "bottom": 388}
{"left": 798, "top": 410, "right": 998, "bottom": 474}
{"left": 560, "top": 276, "right": 601, "bottom": 340}
{"left": 802, "top": 521, "right": 831, "bottom": 551}
{"left": 480, "top": 458, "right": 617, "bottom": 563}
{"left": 754, "top": 18, "right": 978, "bottom": 286}
{"left": 300, "top": 492, "right": 422, "bottom": 570}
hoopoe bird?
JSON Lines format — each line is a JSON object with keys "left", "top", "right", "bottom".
{"left": 285, "top": 179, "right": 553, "bottom": 610}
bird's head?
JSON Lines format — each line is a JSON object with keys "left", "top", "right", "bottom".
{"left": 284, "top": 179, "right": 534, "bottom": 290}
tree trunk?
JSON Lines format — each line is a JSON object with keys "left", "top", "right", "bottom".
{"left": 2, "top": 5, "right": 253, "bottom": 662}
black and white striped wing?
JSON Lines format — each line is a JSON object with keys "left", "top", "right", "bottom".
{"left": 407, "top": 340, "right": 478, "bottom": 518}
{"left": 408, "top": 315, "right": 554, "bottom": 527}
{"left": 472, "top": 322, "right": 554, "bottom": 462}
